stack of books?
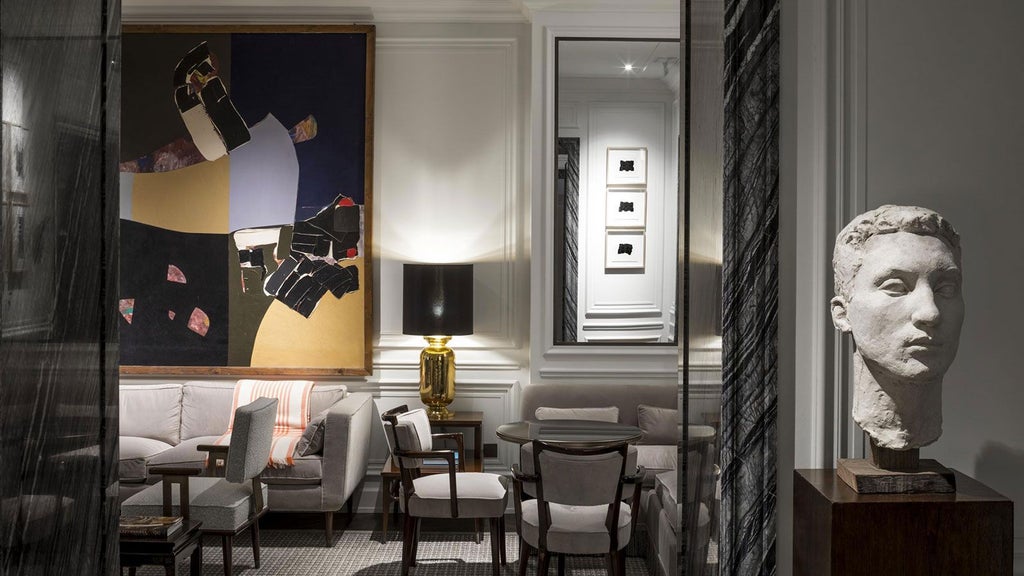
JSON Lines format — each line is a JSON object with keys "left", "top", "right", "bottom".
{"left": 119, "top": 516, "right": 184, "bottom": 538}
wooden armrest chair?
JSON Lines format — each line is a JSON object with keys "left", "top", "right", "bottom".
{"left": 122, "top": 397, "right": 277, "bottom": 576}
{"left": 510, "top": 440, "right": 644, "bottom": 576}
{"left": 381, "top": 405, "right": 509, "bottom": 576}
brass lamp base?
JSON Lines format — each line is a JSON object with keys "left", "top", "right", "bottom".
{"left": 419, "top": 335, "right": 456, "bottom": 419}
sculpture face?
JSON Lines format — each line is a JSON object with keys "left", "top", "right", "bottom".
{"left": 833, "top": 232, "right": 964, "bottom": 383}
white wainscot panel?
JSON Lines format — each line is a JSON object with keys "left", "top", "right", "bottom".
{"left": 375, "top": 38, "right": 520, "bottom": 353}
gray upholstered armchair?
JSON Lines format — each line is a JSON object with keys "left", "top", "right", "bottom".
{"left": 122, "top": 397, "right": 277, "bottom": 576}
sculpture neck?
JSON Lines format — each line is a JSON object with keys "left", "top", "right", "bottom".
{"left": 851, "top": 351, "right": 943, "bottom": 450}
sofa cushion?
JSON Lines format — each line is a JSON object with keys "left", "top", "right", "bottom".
{"left": 119, "top": 436, "right": 174, "bottom": 483}
{"left": 119, "top": 384, "right": 182, "bottom": 445}
{"left": 636, "top": 445, "right": 677, "bottom": 485}
{"left": 261, "top": 455, "right": 323, "bottom": 485}
{"left": 309, "top": 384, "right": 347, "bottom": 415}
{"left": 180, "top": 381, "right": 235, "bottom": 440}
{"left": 655, "top": 470, "right": 680, "bottom": 531}
{"left": 534, "top": 406, "right": 619, "bottom": 423}
{"left": 637, "top": 405, "right": 679, "bottom": 445}
{"left": 295, "top": 408, "right": 329, "bottom": 457}
{"left": 146, "top": 435, "right": 222, "bottom": 478}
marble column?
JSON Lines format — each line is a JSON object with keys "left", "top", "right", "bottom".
{"left": 720, "top": 0, "right": 780, "bottom": 574}
{"left": 0, "top": 0, "right": 120, "bottom": 574}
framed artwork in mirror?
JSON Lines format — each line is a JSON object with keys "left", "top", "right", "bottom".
{"left": 605, "top": 230, "right": 645, "bottom": 270}
{"left": 606, "top": 189, "right": 647, "bottom": 228}
{"left": 606, "top": 147, "right": 647, "bottom": 187}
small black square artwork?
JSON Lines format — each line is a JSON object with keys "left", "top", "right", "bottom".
{"left": 618, "top": 201, "right": 634, "bottom": 213}
{"left": 617, "top": 243, "right": 633, "bottom": 255}
{"left": 619, "top": 160, "right": 635, "bottom": 172}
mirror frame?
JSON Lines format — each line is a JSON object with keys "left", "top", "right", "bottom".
{"left": 551, "top": 35, "right": 683, "bottom": 348}
{"left": 531, "top": 22, "right": 682, "bottom": 382}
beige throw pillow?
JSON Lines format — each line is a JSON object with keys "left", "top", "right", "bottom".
{"left": 637, "top": 404, "right": 680, "bottom": 445}
{"left": 534, "top": 406, "right": 619, "bottom": 422}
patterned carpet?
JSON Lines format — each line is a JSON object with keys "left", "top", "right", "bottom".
{"left": 130, "top": 529, "right": 650, "bottom": 575}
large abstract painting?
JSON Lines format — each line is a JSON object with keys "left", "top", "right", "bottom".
{"left": 119, "top": 26, "right": 374, "bottom": 375}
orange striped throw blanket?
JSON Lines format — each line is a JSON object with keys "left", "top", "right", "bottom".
{"left": 216, "top": 379, "right": 315, "bottom": 467}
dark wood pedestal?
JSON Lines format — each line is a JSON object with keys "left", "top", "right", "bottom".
{"left": 794, "top": 469, "right": 1013, "bottom": 576}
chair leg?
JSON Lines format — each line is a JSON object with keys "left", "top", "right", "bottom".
{"left": 221, "top": 534, "right": 233, "bottom": 576}
{"left": 346, "top": 497, "right": 355, "bottom": 515}
{"left": 251, "top": 519, "right": 262, "bottom": 568}
{"left": 616, "top": 549, "right": 626, "bottom": 576}
{"left": 325, "top": 511, "right": 335, "bottom": 547}
{"left": 411, "top": 517, "right": 421, "bottom": 566}
{"left": 518, "top": 539, "right": 531, "bottom": 576}
{"left": 489, "top": 518, "right": 501, "bottom": 576}
{"left": 537, "top": 549, "right": 550, "bottom": 576}
{"left": 557, "top": 553, "right": 566, "bottom": 576}
{"left": 499, "top": 516, "right": 507, "bottom": 565}
{"left": 401, "top": 514, "right": 416, "bottom": 576}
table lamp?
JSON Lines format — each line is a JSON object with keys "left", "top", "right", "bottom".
{"left": 403, "top": 263, "right": 473, "bottom": 419}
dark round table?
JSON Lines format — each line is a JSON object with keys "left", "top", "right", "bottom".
{"left": 496, "top": 419, "right": 643, "bottom": 448}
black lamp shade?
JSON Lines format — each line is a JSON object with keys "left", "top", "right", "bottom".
{"left": 403, "top": 264, "right": 474, "bottom": 336}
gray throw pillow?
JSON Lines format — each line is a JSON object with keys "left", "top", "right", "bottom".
{"left": 637, "top": 404, "right": 679, "bottom": 445}
{"left": 296, "top": 408, "right": 330, "bottom": 456}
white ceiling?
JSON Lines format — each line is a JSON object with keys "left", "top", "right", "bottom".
{"left": 122, "top": 0, "right": 679, "bottom": 23}
{"left": 559, "top": 39, "right": 679, "bottom": 80}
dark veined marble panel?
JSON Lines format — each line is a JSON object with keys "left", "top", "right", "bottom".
{"left": 721, "top": 0, "right": 780, "bottom": 574}
{"left": 556, "top": 137, "right": 580, "bottom": 342}
{"left": 0, "top": 0, "right": 120, "bottom": 574}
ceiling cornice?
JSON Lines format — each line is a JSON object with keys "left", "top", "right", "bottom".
{"left": 122, "top": 0, "right": 530, "bottom": 24}
{"left": 520, "top": 0, "right": 676, "bottom": 13}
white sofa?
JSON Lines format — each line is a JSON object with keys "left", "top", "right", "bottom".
{"left": 118, "top": 381, "right": 373, "bottom": 544}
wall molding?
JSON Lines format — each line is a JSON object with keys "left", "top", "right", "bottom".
{"left": 123, "top": 1, "right": 530, "bottom": 24}
{"left": 375, "top": 37, "right": 522, "bottom": 355}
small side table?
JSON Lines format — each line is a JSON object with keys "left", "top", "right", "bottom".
{"left": 379, "top": 410, "right": 484, "bottom": 542}
{"left": 120, "top": 520, "right": 203, "bottom": 576}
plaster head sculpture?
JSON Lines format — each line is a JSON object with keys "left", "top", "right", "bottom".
{"left": 831, "top": 205, "right": 964, "bottom": 450}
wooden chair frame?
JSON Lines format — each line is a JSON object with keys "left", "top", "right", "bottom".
{"left": 510, "top": 440, "right": 644, "bottom": 576}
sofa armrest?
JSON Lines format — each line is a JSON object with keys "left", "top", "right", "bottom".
{"left": 320, "top": 392, "right": 373, "bottom": 511}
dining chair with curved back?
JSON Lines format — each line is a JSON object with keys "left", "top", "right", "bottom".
{"left": 381, "top": 405, "right": 509, "bottom": 576}
{"left": 121, "top": 396, "right": 277, "bottom": 576}
{"left": 511, "top": 440, "right": 645, "bottom": 576}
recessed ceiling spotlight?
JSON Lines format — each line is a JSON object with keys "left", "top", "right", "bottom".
{"left": 623, "top": 63, "right": 634, "bottom": 72}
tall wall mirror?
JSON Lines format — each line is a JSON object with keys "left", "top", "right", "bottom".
{"left": 553, "top": 37, "right": 681, "bottom": 344}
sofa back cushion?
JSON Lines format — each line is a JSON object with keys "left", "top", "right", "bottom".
{"left": 520, "top": 383, "right": 676, "bottom": 427}
{"left": 181, "top": 380, "right": 347, "bottom": 440}
{"left": 119, "top": 383, "right": 183, "bottom": 445}
{"left": 181, "top": 381, "right": 235, "bottom": 440}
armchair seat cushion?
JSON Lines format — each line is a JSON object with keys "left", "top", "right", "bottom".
{"left": 122, "top": 476, "right": 269, "bottom": 532}
{"left": 261, "top": 455, "right": 323, "bottom": 485}
{"left": 119, "top": 436, "right": 173, "bottom": 483}
{"left": 519, "top": 500, "right": 632, "bottom": 554}
{"left": 405, "top": 472, "right": 508, "bottom": 518}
